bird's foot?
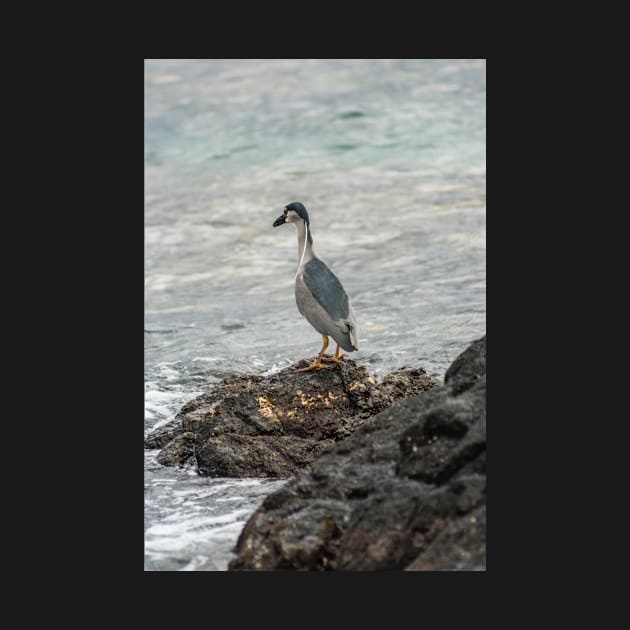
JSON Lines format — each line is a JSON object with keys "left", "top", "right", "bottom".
{"left": 295, "top": 359, "right": 329, "bottom": 372}
{"left": 322, "top": 344, "right": 347, "bottom": 363}
{"left": 321, "top": 353, "right": 347, "bottom": 363}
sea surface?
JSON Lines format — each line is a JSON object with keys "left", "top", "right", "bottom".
{"left": 144, "top": 58, "right": 486, "bottom": 571}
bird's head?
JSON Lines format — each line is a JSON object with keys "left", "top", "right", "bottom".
{"left": 273, "top": 202, "right": 310, "bottom": 227}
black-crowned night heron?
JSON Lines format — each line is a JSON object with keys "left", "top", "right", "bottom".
{"left": 273, "top": 202, "right": 359, "bottom": 372}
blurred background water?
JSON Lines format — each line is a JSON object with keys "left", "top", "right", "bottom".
{"left": 144, "top": 58, "right": 486, "bottom": 571}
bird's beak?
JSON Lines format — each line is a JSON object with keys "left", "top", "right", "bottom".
{"left": 273, "top": 214, "right": 286, "bottom": 227}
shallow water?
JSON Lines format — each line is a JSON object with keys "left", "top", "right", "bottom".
{"left": 144, "top": 58, "right": 485, "bottom": 571}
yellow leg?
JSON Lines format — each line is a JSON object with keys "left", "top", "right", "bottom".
{"left": 322, "top": 344, "right": 347, "bottom": 363}
{"left": 295, "top": 335, "right": 330, "bottom": 372}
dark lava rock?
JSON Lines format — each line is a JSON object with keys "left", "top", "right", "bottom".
{"left": 228, "top": 335, "right": 486, "bottom": 571}
{"left": 444, "top": 335, "right": 486, "bottom": 394}
{"left": 144, "top": 419, "right": 183, "bottom": 449}
{"left": 404, "top": 504, "right": 486, "bottom": 571}
{"left": 144, "top": 357, "right": 438, "bottom": 478}
{"left": 156, "top": 431, "right": 195, "bottom": 467}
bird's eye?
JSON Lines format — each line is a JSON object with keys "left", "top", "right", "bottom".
{"left": 283, "top": 209, "right": 288, "bottom": 216}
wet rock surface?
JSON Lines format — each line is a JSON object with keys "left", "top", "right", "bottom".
{"left": 228, "top": 336, "right": 486, "bottom": 571}
{"left": 145, "top": 356, "right": 438, "bottom": 478}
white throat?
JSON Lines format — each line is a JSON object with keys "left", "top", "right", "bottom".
{"left": 294, "top": 220, "right": 315, "bottom": 278}
{"left": 297, "top": 223, "right": 308, "bottom": 277}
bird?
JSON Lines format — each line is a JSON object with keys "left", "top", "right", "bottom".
{"left": 273, "top": 201, "right": 359, "bottom": 371}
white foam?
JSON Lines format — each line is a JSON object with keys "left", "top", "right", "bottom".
{"left": 157, "top": 366, "right": 182, "bottom": 381}
{"left": 144, "top": 386, "right": 201, "bottom": 429}
{"left": 144, "top": 503, "right": 256, "bottom": 561}
{"left": 261, "top": 359, "right": 293, "bottom": 376}
{"left": 180, "top": 554, "right": 212, "bottom": 571}
{"left": 145, "top": 389, "right": 185, "bottom": 404}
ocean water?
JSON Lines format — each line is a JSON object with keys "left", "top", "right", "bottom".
{"left": 144, "top": 58, "right": 486, "bottom": 571}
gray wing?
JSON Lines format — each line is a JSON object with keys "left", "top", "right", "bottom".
{"left": 302, "top": 258, "right": 350, "bottom": 322}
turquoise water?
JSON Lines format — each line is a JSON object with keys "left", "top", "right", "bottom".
{"left": 144, "top": 59, "right": 485, "bottom": 570}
